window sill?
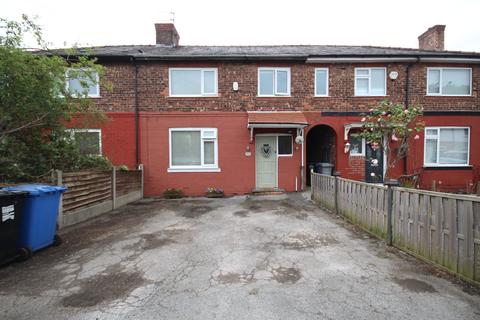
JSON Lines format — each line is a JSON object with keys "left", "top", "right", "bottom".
{"left": 256, "top": 95, "right": 291, "bottom": 98}
{"left": 423, "top": 165, "right": 472, "bottom": 170}
{"left": 353, "top": 95, "right": 388, "bottom": 98}
{"left": 168, "top": 167, "right": 221, "bottom": 173}
{"left": 425, "top": 94, "right": 472, "bottom": 97}
{"left": 168, "top": 95, "right": 219, "bottom": 98}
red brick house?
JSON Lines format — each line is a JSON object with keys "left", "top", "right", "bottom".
{"left": 63, "top": 24, "right": 480, "bottom": 195}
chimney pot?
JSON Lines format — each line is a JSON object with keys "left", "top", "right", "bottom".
{"left": 155, "top": 23, "right": 180, "bottom": 47}
{"left": 418, "top": 25, "right": 445, "bottom": 51}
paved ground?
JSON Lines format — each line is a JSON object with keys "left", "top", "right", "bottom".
{"left": 0, "top": 193, "right": 479, "bottom": 320}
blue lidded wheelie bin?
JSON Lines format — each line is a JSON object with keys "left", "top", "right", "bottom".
{"left": 2, "top": 184, "right": 67, "bottom": 258}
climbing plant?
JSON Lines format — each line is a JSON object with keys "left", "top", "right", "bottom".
{"left": 360, "top": 100, "right": 425, "bottom": 180}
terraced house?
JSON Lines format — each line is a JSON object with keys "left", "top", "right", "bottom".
{"left": 62, "top": 24, "right": 480, "bottom": 196}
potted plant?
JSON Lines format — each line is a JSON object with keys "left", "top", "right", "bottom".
{"left": 163, "top": 188, "right": 184, "bottom": 199}
{"left": 205, "top": 187, "right": 224, "bottom": 198}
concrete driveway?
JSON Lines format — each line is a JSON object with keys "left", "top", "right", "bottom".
{"left": 0, "top": 193, "right": 479, "bottom": 320}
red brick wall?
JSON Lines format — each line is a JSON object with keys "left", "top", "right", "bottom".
{"left": 139, "top": 112, "right": 302, "bottom": 196}
{"left": 92, "top": 60, "right": 479, "bottom": 113}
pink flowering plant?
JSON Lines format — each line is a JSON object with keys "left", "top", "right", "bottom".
{"left": 360, "top": 100, "right": 424, "bottom": 179}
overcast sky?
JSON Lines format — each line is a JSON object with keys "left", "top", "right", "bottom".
{"left": 3, "top": 0, "right": 480, "bottom": 51}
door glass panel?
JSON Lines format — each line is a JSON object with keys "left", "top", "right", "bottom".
{"left": 278, "top": 136, "right": 292, "bottom": 155}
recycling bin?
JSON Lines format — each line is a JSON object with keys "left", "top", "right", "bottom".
{"left": 316, "top": 163, "right": 334, "bottom": 175}
{"left": 2, "top": 184, "right": 67, "bottom": 255}
{"left": 0, "top": 190, "right": 28, "bottom": 265}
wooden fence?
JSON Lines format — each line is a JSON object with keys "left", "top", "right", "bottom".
{"left": 311, "top": 172, "right": 480, "bottom": 284}
{"left": 50, "top": 167, "right": 143, "bottom": 228}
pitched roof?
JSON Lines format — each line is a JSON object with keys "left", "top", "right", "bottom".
{"left": 48, "top": 44, "right": 480, "bottom": 61}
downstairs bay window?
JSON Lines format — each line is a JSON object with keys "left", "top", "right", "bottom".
{"left": 424, "top": 127, "right": 470, "bottom": 167}
{"left": 168, "top": 128, "right": 219, "bottom": 172}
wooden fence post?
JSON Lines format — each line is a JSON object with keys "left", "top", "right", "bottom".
{"left": 385, "top": 179, "right": 399, "bottom": 246}
{"left": 333, "top": 171, "right": 341, "bottom": 214}
{"left": 55, "top": 170, "right": 64, "bottom": 228}
{"left": 112, "top": 167, "right": 117, "bottom": 209}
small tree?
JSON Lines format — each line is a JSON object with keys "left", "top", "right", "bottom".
{"left": 360, "top": 100, "right": 424, "bottom": 181}
{"left": 0, "top": 15, "right": 110, "bottom": 182}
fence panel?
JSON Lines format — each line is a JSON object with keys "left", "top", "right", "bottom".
{"left": 391, "top": 187, "right": 480, "bottom": 283}
{"left": 311, "top": 172, "right": 480, "bottom": 284}
{"left": 116, "top": 170, "right": 142, "bottom": 196}
{"left": 62, "top": 170, "right": 112, "bottom": 213}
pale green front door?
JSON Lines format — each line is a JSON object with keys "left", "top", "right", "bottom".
{"left": 255, "top": 136, "right": 277, "bottom": 188}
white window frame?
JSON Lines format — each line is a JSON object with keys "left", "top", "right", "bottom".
{"left": 349, "top": 134, "right": 365, "bottom": 156}
{"left": 65, "top": 68, "right": 100, "bottom": 98}
{"left": 423, "top": 126, "right": 470, "bottom": 167}
{"left": 277, "top": 134, "right": 293, "bottom": 157}
{"left": 168, "top": 128, "right": 220, "bottom": 172}
{"left": 66, "top": 129, "right": 102, "bottom": 155}
{"left": 426, "top": 67, "right": 472, "bottom": 96}
{"left": 257, "top": 67, "right": 291, "bottom": 97}
{"left": 168, "top": 68, "right": 218, "bottom": 97}
{"left": 354, "top": 67, "right": 387, "bottom": 96}
{"left": 314, "top": 68, "right": 329, "bottom": 97}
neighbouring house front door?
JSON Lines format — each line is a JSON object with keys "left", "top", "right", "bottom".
{"left": 256, "top": 136, "right": 277, "bottom": 189}
{"left": 365, "top": 143, "right": 384, "bottom": 183}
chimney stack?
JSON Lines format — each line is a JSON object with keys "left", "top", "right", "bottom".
{"left": 155, "top": 23, "right": 179, "bottom": 47}
{"left": 418, "top": 25, "right": 446, "bottom": 51}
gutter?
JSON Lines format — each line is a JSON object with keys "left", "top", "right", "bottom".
{"left": 306, "top": 56, "right": 480, "bottom": 64}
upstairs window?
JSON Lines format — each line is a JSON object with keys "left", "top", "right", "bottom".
{"left": 424, "top": 127, "right": 470, "bottom": 166}
{"left": 315, "top": 68, "right": 329, "bottom": 96}
{"left": 258, "top": 68, "right": 290, "bottom": 96}
{"left": 67, "top": 129, "right": 102, "bottom": 155}
{"left": 169, "top": 68, "right": 218, "bottom": 97}
{"left": 66, "top": 68, "right": 100, "bottom": 98}
{"left": 169, "top": 128, "right": 219, "bottom": 172}
{"left": 355, "top": 68, "right": 386, "bottom": 96}
{"left": 427, "top": 68, "right": 471, "bottom": 96}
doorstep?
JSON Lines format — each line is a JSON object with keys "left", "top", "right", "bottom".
{"left": 251, "top": 188, "right": 286, "bottom": 196}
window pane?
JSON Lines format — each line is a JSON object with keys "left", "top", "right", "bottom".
{"left": 75, "top": 131, "right": 100, "bottom": 155}
{"left": 276, "top": 70, "right": 288, "bottom": 94}
{"left": 259, "top": 70, "right": 274, "bottom": 95}
{"left": 278, "top": 136, "right": 292, "bottom": 155}
{"left": 171, "top": 131, "right": 201, "bottom": 166}
{"left": 203, "top": 71, "right": 215, "bottom": 94}
{"left": 170, "top": 70, "right": 201, "bottom": 95}
{"left": 428, "top": 70, "right": 440, "bottom": 94}
{"left": 439, "top": 128, "right": 468, "bottom": 164}
{"left": 356, "top": 78, "right": 369, "bottom": 95}
{"left": 370, "top": 69, "right": 385, "bottom": 95}
{"left": 425, "top": 139, "right": 438, "bottom": 164}
{"left": 356, "top": 69, "right": 369, "bottom": 76}
{"left": 316, "top": 70, "right": 327, "bottom": 95}
{"left": 426, "top": 128, "right": 438, "bottom": 136}
{"left": 204, "top": 141, "right": 215, "bottom": 165}
{"left": 350, "top": 135, "right": 363, "bottom": 155}
{"left": 442, "top": 69, "right": 470, "bottom": 95}
{"left": 68, "top": 70, "right": 98, "bottom": 96}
